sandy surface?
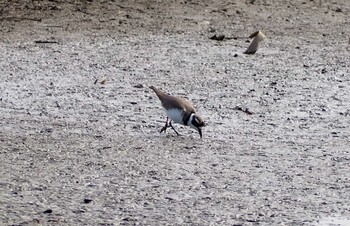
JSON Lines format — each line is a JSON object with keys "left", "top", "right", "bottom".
{"left": 1, "top": 0, "right": 350, "bottom": 225}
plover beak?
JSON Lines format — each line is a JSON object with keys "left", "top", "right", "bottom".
{"left": 198, "top": 128, "right": 203, "bottom": 138}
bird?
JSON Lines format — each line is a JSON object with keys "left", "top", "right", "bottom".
{"left": 244, "top": 30, "right": 266, "bottom": 54}
{"left": 150, "top": 86, "right": 205, "bottom": 138}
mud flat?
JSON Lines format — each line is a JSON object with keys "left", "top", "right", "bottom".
{"left": 1, "top": 0, "right": 349, "bottom": 225}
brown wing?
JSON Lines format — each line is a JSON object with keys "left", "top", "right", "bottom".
{"left": 150, "top": 86, "right": 196, "bottom": 112}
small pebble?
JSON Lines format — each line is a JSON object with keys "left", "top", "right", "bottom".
{"left": 43, "top": 209, "right": 52, "bottom": 214}
{"left": 134, "top": 84, "right": 144, "bottom": 88}
{"left": 84, "top": 198, "right": 93, "bottom": 204}
{"left": 209, "top": 34, "right": 225, "bottom": 41}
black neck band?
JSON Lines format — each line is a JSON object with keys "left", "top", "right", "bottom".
{"left": 183, "top": 112, "right": 193, "bottom": 126}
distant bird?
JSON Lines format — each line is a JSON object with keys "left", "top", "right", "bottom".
{"left": 244, "top": 30, "right": 266, "bottom": 54}
{"left": 150, "top": 86, "right": 205, "bottom": 138}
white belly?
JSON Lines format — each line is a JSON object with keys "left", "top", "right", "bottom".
{"left": 165, "top": 108, "right": 184, "bottom": 125}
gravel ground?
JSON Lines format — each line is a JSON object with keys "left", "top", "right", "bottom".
{"left": 1, "top": 0, "right": 350, "bottom": 225}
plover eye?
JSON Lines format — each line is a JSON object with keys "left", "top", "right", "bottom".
{"left": 193, "top": 116, "right": 203, "bottom": 127}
